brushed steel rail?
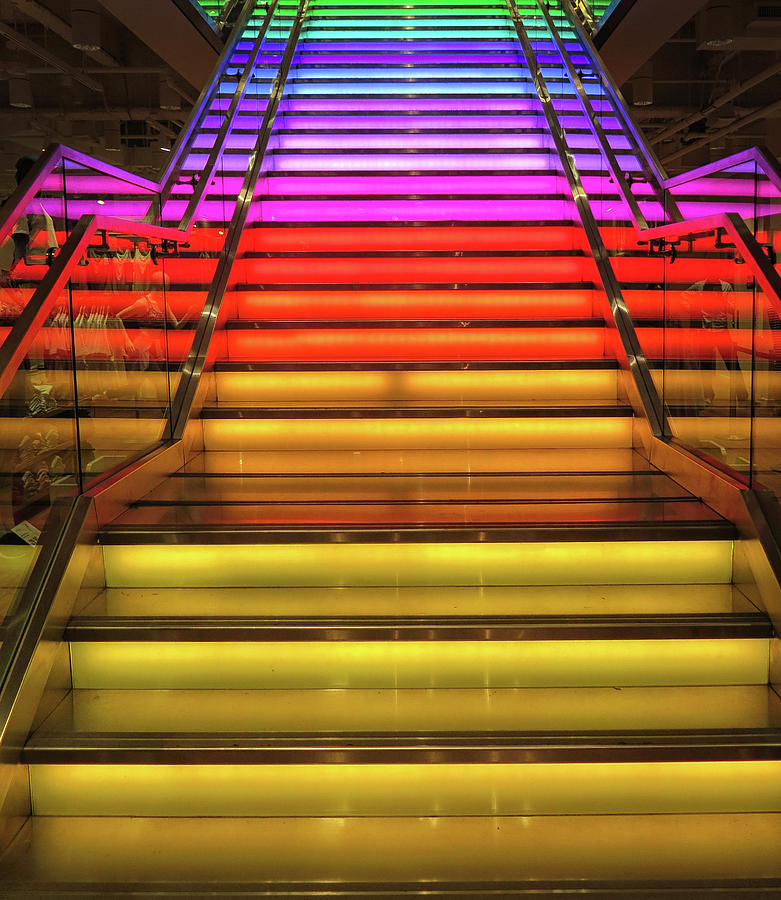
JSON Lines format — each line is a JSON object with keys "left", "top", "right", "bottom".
{"left": 534, "top": 0, "right": 655, "bottom": 229}
{"left": 560, "top": 0, "right": 676, "bottom": 204}
{"left": 170, "top": 0, "right": 311, "bottom": 439}
{"left": 506, "top": 0, "right": 667, "bottom": 437}
{"left": 164, "top": 0, "right": 284, "bottom": 229}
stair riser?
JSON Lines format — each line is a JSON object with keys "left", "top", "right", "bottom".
{"left": 30, "top": 760, "right": 781, "bottom": 817}
{"left": 201, "top": 416, "right": 632, "bottom": 450}
{"left": 101, "top": 540, "right": 733, "bottom": 588}
{"left": 68, "top": 638, "right": 767, "bottom": 690}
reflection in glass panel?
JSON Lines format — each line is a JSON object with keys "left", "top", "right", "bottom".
{"left": 662, "top": 228, "right": 753, "bottom": 478}
{"left": 0, "top": 285, "right": 78, "bottom": 635}
{"left": 0, "top": 164, "right": 65, "bottom": 330}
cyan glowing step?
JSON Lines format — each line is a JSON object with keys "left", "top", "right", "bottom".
{"left": 211, "top": 368, "right": 617, "bottom": 401}
{"left": 3, "top": 814, "right": 781, "bottom": 890}
{"left": 79, "top": 581, "right": 755, "bottom": 618}
{"left": 98, "top": 538, "right": 733, "bottom": 587}
{"left": 26, "top": 760, "right": 781, "bottom": 816}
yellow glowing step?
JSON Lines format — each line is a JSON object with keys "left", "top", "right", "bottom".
{"left": 92, "top": 583, "right": 746, "bottom": 617}
{"left": 186, "top": 447, "right": 648, "bottom": 475}
{"left": 201, "top": 415, "right": 633, "bottom": 451}
{"left": 3, "top": 814, "right": 781, "bottom": 884}
{"left": 53, "top": 685, "right": 781, "bottom": 733}
{"left": 29, "top": 760, "right": 781, "bottom": 816}
{"left": 69, "top": 638, "right": 767, "bottom": 689}
{"left": 101, "top": 540, "right": 733, "bottom": 588}
{"left": 214, "top": 369, "right": 619, "bottom": 403}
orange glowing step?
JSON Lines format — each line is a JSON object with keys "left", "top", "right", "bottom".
{"left": 232, "top": 254, "right": 593, "bottom": 284}
{"left": 244, "top": 223, "right": 587, "bottom": 252}
{"left": 221, "top": 326, "right": 608, "bottom": 362}
{"left": 225, "top": 287, "right": 599, "bottom": 320}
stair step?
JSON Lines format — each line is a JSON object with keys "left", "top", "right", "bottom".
{"left": 63, "top": 611, "right": 770, "bottom": 642}
{"left": 23, "top": 732, "right": 781, "bottom": 765}
{"left": 210, "top": 367, "right": 619, "bottom": 401}
{"left": 22, "top": 758, "right": 781, "bottom": 816}
{"left": 138, "top": 472, "right": 688, "bottom": 502}
{"left": 200, "top": 402, "right": 630, "bottom": 416}
{"left": 181, "top": 447, "right": 647, "bottom": 474}
{"left": 3, "top": 814, "right": 781, "bottom": 893}
{"left": 80, "top": 583, "right": 756, "bottom": 618}
{"left": 32, "top": 685, "right": 781, "bottom": 734}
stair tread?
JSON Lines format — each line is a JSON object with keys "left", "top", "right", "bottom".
{"left": 62, "top": 610, "right": 771, "bottom": 641}
{"left": 199, "top": 402, "right": 632, "bottom": 416}
{"left": 136, "top": 471, "right": 692, "bottom": 504}
{"left": 97, "top": 519, "right": 737, "bottom": 541}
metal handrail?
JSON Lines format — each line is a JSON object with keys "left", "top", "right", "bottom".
{"left": 663, "top": 146, "right": 781, "bottom": 196}
{"left": 507, "top": 0, "right": 668, "bottom": 437}
{"left": 171, "top": 0, "right": 310, "bottom": 436}
{"left": 0, "top": 0, "right": 269, "bottom": 249}
{"left": 173, "top": 0, "right": 283, "bottom": 232}
{"left": 534, "top": 0, "right": 657, "bottom": 229}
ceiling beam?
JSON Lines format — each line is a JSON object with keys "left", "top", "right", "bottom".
{"left": 99, "top": 0, "right": 221, "bottom": 88}
{"left": 595, "top": 0, "right": 711, "bottom": 83}
{"left": 0, "top": 21, "right": 103, "bottom": 91}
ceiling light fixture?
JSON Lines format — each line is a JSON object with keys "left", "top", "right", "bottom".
{"left": 71, "top": 0, "right": 101, "bottom": 51}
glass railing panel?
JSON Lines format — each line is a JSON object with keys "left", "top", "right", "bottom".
{"left": 65, "top": 225, "right": 208, "bottom": 481}
{"left": 1, "top": 164, "right": 67, "bottom": 332}
{"left": 0, "top": 279, "right": 80, "bottom": 631}
{"left": 658, "top": 222, "right": 754, "bottom": 480}
{"left": 751, "top": 274, "right": 781, "bottom": 496}
{"left": 667, "top": 160, "right": 763, "bottom": 227}
{"left": 61, "top": 158, "right": 161, "bottom": 226}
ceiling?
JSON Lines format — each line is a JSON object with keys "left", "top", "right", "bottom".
{"left": 0, "top": 0, "right": 222, "bottom": 198}
{"left": 0, "top": 0, "right": 779, "bottom": 200}
{"left": 595, "top": 0, "right": 781, "bottom": 175}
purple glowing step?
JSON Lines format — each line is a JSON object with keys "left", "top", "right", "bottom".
{"left": 269, "top": 114, "right": 622, "bottom": 130}
{"left": 257, "top": 173, "right": 648, "bottom": 201}
{"left": 194, "top": 118, "right": 621, "bottom": 148}
{"left": 264, "top": 152, "right": 642, "bottom": 173}
{"left": 270, "top": 132, "right": 629, "bottom": 150}
{"left": 252, "top": 197, "right": 588, "bottom": 222}
{"left": 261, "top": 174, "right": 604, "bottom": 196}
{"left": 226, "top": 97, "right": 584, "bottom": 113}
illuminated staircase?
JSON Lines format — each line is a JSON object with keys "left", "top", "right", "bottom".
{"left": 1, "top": 0, "right": 780, "bottom": 895}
